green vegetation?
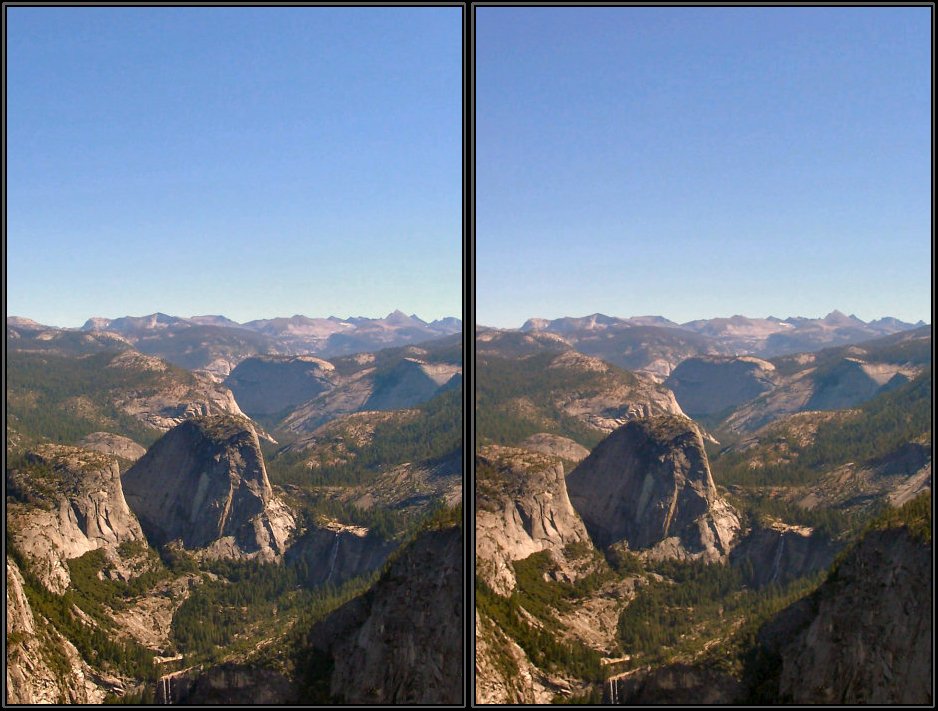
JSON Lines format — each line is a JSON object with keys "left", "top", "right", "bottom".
{"left": 8, "top": 543, "right": 160, "bottom": 682}
{"left": 866, "top": 490, "right": 931, "bottom": 542}
{"left": 6, "top": 350, "right": 173, "bottom": 448}
{"left": 711, "top": 369, "right": 931, "bottom": 487}
{"left": 616, "top": 558, "right": 825, "bottom": 671}
{"left": 475, "top": 549, "right": 615, "bottom": 683}
{"left": 268, "top": 388, "right": 461, "bottom": 490}
{"left": 67, "top": 547, "right": 169, "bottom": 610}
{"left": 476, "top": 352, "right": 633, "bottom": 448}
{"left": 726, "top": 491, "right": 875, "bottom": 542}
{"left": 476, "top": 577, "right": 605, "bottom": 683}
{"left": 171, "top": 557, "right": 377, "bottom": 664}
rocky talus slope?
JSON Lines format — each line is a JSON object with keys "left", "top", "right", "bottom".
{"left": 122, "top": 414, "right": 295, "bottom": 560}
{"left": 6, "top": 445, "right": 146, "bottom": 593}
{"left": 566, "top": 416, "right": 740, "bottom": 560}
{"left": 476, "top": 445, "right": 591, "bottom": 596}
{"left": 765, "top": 524, "right": 932, "bottom": 704}
{"left": 307, "top": 526, "right": 462, "bottom": 704}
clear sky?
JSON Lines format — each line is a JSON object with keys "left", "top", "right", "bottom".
{"left": 476, "top": 6, "right": 931, "bottom": 328}
{"left": 7, "top": 6, "right": 462, "bottom": 328}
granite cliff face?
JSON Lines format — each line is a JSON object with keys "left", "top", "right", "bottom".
{"left": 7, "top": 445, "right": 146, "bottom": 594}
{"left": 306, "top": 526, "right": 462, "bottom": 704}
{"left": 666, "top": 356, "right": 779, "bottom": 416}
{"left": 155, "top": 663, "right": 297, "bottom": 705}
{"left": 566, "top": 416, "right": 739, "bottom": 560}
{"left": 122, "top": 415, "right": 295, "bottom": 560}
{"left": 362, "top": 357, "right": 461, "bottom": 411}
{"left": 285, "top": 519, "right": 397, "bottom": 589}
{"left": 103, "top": 351, "right": 254, "bottom": 433}
{"left": 5, "top": 556, "right": 114, "bottom": 704}
{"left": 476, "top": 445, "right": 591, "bottom": 596}
{"left": 729, "top": 519, "right": 839, "bottom": 588}
{"left": 766, "top": 525, "right": 932, "bottom": 704}
{"left": 225, "top": 355, "right": 336, "bottom": 416}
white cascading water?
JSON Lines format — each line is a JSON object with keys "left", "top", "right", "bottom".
{"left": 324, "top": 533, "right": 340, "bottom": 584}
{"left": 770, "top": 536, "right": 785, "bottom": 584}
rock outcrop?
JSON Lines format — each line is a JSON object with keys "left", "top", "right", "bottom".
{"left": 306, "top": 526, "right": 462, "bottom": 704}
{"left": 566, "top": 416, "right": 739, "bottom": 560}
{"left": 78, "top": 432, "right": 147, "bottom": 462}
{"left": 285, "top": 519, "right": 397, "bottom": 589}
{"left": 225, "top": 355, "right": 336, "bottom": 416}
{"left": 363, "top": 357, "right": 461, "bottom": 411}
{"left": 764, "top": 525, "right": 931, "bottom": 704}
{"left": 122, "top": 415, "right": 294, "bottom": 560}
{"left": 607, "top": 663, "right": 742, "bottom": 705}
{"left": 5, "top": 557, "right": 110, "bottom": 703}
{"left": 7, "top": 445, "right": 146, "bottom": 593}
{"left": 476, "top": 445, "right": 591, "bottom": 595}
{"left": 155, "top": 664, "right": 297, "bottom": 705}
{"left": 666, "top": 355, "right": 779, "bottom": 416}
{"left": 475, "top": 610, "right": 559, "bottom": 704}
{"left": 519, "top": 433, "right": 591, "bottom": 464}
{"left": 729, "top": 519, "right": 839, "bottom": 588}
{"left": 105, "top": 351, "right": 255, "bottom": 433}
{"left": 805, "top": 357, "right": 914, "bottom": 411}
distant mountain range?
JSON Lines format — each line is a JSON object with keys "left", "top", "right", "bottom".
{"left": 515, "top": 311, "right": 926, "bottom": 378}
{"left": 7, "top": 310, "right": 461, "bottom": 378}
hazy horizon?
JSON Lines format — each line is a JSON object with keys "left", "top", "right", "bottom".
{"left": 477, "top": 7, "right": 931, "bottom": 328}
{"left": 476, "top": 309, "right": 930, "bottom": 332}
{"left": 7, "top": 7, "right": 462, "bottom": 328}
{"left": 8, "top": 307, "right": 463, "bottom": 331}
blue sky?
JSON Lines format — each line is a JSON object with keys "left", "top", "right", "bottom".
{"left": 476, "top": 6, "right": 931, "bottom": 328}
{"left": 7, "top": 6, "right": 462, "bottom": 328}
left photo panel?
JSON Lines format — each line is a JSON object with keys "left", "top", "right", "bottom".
{"left": 5, "top": 5, "right": 464, "bottom": 705}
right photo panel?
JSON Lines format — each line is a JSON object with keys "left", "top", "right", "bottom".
{"left": 474, "top": 6, "right": 932, "bottom": 706}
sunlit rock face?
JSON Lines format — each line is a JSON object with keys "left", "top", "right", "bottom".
{"left": 7, "top": 445, "right": 146, "bottom": 594}
{"left": 122, "top": 414, "right": 294, "bottom": 561}
{"left": 566, "top": 415, "right": 739, "bottom": 561}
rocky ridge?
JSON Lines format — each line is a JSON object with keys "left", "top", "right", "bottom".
{"left": 7, "top": 445, "right": 146, "bottom": 593}
{"left": 566, "top": 416, "right": 740, "bottom": 560}
{"left": 306, "top": 526, "right": 463, "bottom": 704}
{"left": 122, "top": 415, "right": 295, "bottom": 561}
{"left": 476, "top": 445, "right": 592, "bottom": 596}
{"left": 768, "top": 524, "right": 932, "bottom": 704}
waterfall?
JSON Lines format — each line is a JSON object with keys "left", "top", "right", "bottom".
{"left": 324, "top": 533, "right": 340, "bottom": 584}
{"left": 770, "top": 536, "right": 785, "bottom": 584}
{"left": 160, "top": 675, "right": 171, "bottom": 705}
{"left": 606, "top": 677, "right": 618, "bottom": 705}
